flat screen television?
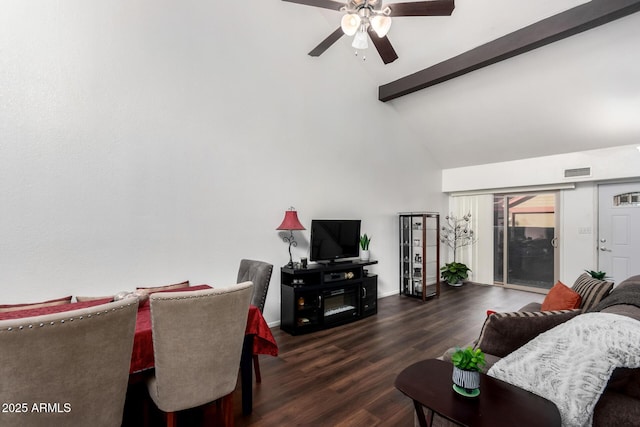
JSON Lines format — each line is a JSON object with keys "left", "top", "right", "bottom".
{"left": 310, "top": 219, "right": 361, "bottom": 263}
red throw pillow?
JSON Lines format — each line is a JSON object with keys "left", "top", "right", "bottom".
{"left": 541, "top": 281, "right": 582, "bottom": 311}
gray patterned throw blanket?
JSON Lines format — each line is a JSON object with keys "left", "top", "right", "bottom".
{"left": 488, "top": 313, "right": 640, "bottom": 427}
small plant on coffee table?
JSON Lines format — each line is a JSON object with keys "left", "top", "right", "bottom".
{"left": 451, "top": 347, "right": 485, "bottom": 372}
{"left": 451, "top": 347, "right": 485, "bottom": 396}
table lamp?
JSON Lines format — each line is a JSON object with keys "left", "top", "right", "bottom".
{"left": 277, "top": 207, "right": 306, "bottom": 268}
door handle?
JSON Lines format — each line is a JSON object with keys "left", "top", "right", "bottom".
{"left": 599, "top": 246, "right": 612, "bottom": 252}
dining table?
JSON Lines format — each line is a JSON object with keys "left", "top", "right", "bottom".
{"left": 0, "top": 284, "right": 279, "bottom": 415}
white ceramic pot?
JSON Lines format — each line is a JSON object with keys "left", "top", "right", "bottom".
{"left": 360, "top": 249, "right": 370, "bottom": 262}
{"left": 452, "top": 366, "right": 480, "bottom": 391}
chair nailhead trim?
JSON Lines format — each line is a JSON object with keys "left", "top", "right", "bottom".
{"left": 1, "top": 301, "right": 137, "bottom": 332}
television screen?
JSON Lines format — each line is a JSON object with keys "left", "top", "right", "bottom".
{"left": 310, "top": 219, "right": 361, "bottom": 262}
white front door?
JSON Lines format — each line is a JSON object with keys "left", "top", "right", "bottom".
{"left": 598, "top": 182, "right": 640, "bottom": 284}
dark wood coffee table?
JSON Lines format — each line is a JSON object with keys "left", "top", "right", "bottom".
{"left": 395, "top": 359, "right": 560, "bottom": 427}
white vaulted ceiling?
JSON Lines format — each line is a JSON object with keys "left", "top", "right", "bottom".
{"left": 288, "top": 0, "right": 640, "bottom": 168}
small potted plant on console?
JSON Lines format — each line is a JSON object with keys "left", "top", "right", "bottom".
{"left": 360, "top": 234, "right": 371, "bottom": 261}
{"left": 451, "top": 346, "right": 485, "bottom": 397}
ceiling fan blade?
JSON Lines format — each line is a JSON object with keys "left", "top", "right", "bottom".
{"left": 367, "top": 28, "right": 398, "bottom": 64}
{"left": 282, "top": 0, "right": 344, "bottom": 11}
{"left": 308, "top": 27, "right": 344, "bottom": 57}
{"left": 386, "top": 0, "right": 455, "bottom": 17}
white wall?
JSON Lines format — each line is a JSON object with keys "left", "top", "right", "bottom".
{"left": 559, "top": 183, "right": 599, "bottom": 284}
{"left": 0, "top": 0, "right": 444, "bottom": 325}
{"left": 442, "top": 145, "right": 640, "bottom": 193}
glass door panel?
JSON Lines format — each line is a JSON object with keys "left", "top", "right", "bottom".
{"left": 494, "top": 193, "right": 558, "bottom": 290}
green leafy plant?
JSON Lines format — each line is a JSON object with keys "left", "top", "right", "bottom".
{"left": 585, "top": 269, "right": 606, "bottom": 280}
{"left": 440, "top": 261, "right": 471, "bottom": 284}
{"left": 451, "top": 347, "right": 486, "bottom": 372}
{"left": 359, "top": 234, "right": 371, "bottom": 251}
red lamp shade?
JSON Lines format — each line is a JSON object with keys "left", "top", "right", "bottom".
{"left": 277, "top": 209, "right": 305, "bottom": 231}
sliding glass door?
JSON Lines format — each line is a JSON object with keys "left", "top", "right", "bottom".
{"left": 494, "top": 192, "right": 558, "bottom": 291}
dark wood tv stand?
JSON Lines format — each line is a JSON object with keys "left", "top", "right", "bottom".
{"left": 280, "top": 260, "right": 378, "bottom": 335}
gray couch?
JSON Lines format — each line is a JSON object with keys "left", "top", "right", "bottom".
{"left": 441, "top": 274, "right": 640, "bottom": 427}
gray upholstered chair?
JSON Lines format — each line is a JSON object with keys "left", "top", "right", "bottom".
{"left": 0, "top": 298, "right": 138, "bottom": 427}
{"left": 237, "top": 259, "right": 273, "bottom": 312}
{"left": 146, "top": 281, "right": 253, "bottom": 427}
{"left": 236, "top": 259, "right": 273, "bottom": 382}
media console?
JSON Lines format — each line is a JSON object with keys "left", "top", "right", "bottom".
{"left": 280, "top": 260, "right": 378, "bottom": 335}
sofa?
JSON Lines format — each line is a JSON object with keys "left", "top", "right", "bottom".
{"left": 440, "top": 273, "right": 640, "bottom": 427}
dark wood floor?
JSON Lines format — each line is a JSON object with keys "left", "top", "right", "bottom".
{"left": 232, "top": 283, "right": 543, "bottom": 426}
{"left": 124, "top": 283, "right": 542, "bottom": 426}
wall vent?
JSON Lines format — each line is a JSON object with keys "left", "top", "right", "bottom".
{"left": 564, "top": 167, "right": 591, "bottom": 178}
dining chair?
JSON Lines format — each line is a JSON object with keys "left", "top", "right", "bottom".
{"left": 236, "top": 259, "right": 273, "bottom": 382}
{"left": 146, "top": 281, "right": 253, "bottom": 427}
{"left": 0, "top": 298, "right": 138, "bottom": 427}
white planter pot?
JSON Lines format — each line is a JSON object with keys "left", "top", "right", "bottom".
{"left": 360, "top": 250, "right": 370, "bottom": 262}
{"left": 452, "top": 366, "right": 480, "bottom": 391}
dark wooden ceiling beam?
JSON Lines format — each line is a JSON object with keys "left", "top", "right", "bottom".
{"left": 378, "top": 0, "right": 640, "bottom": 102}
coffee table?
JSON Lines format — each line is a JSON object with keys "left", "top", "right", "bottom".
{"left": 395, "top": 359, "right": 560, "bottom": 427}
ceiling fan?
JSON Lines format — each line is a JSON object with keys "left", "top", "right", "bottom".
{"left": 282, "top": 0, "right": 455, "bottom": 64}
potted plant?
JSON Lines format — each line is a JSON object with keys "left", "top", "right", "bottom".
{"left": 451, "top": 346, "right": 485, "bottom": 397}
{"left": 585, "top": 269, "right": 607, "bottom": 280}
{"left": 440, "top": 213, "right": 476, "bottom": 286}
{"left": 440, "top": 262, "right": 471, "bottom": 287}
{"left": 360, "top": 234, "right": 371, "bottom": 261}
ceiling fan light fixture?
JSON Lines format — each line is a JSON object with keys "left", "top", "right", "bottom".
{"left": 370, "top": 14, "right": 392, "bottom": 38}
{"left": 341, "top": 13, "right": 361, "bottom": 36}
{"left": 352, "top": 28, "right": 369, "bottom": 50}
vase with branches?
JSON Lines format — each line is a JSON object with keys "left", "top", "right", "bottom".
{"left": 440, "top": 213, "right": 477, "bottom": 285}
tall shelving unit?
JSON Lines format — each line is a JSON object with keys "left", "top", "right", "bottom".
{"left": 399, "top": 212, "right": 440, "bottom": 301}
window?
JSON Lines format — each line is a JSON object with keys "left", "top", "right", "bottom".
{"left": 613, "top": 192, "right": 640, "bottom": 207}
